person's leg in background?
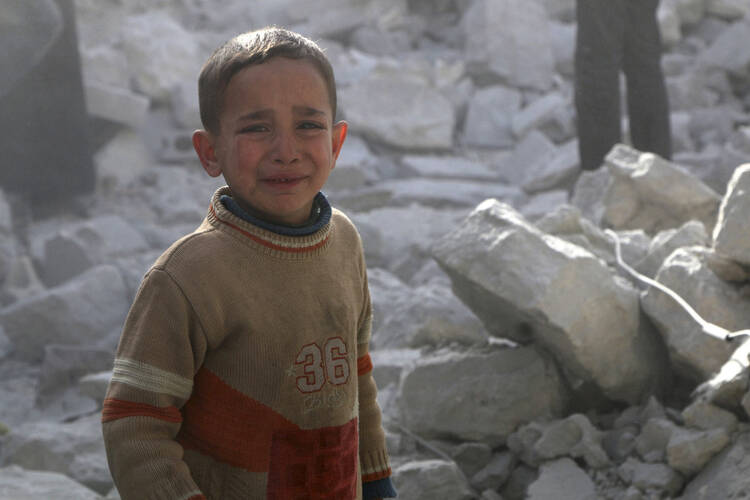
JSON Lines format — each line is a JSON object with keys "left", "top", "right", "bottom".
{"left": 623, "top": 0, "right": 672, "bottom": 160}
{"left": 574, "top": 0, "right": 627, "bottom": 170}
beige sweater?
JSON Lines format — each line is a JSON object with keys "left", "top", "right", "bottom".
{"left": 102, "top": 187, "right": 391, "bottom": 500}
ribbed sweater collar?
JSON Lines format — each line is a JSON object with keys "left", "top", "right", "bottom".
{"left": 219, "top": 192, "right": 330, "bottom": 236}
{"left": 206, "top": 186, "right": 333, "bottom": 258}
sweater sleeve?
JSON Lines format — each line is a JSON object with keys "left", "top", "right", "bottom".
{"left": 356, "top": 270, "right": 396, "bottom": 497}
{"left": 102, "top": 268, "right": 208, "bottom": 500}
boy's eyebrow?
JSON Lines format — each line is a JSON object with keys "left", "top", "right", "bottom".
{"left": 236, "top": 107, "right": 328, "bottom": 122}
{"left": 237, "top": 109, "right": 273, "bottom": 121}
{"left": 293, "top": 106, "right": 327, "bottom": 117}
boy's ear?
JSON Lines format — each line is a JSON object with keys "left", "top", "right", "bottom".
{"left": 331, "top": 120, "right": 348, "bottom": 165}
{"left": 193, "top": 130, "right": 222, "bottom": 177}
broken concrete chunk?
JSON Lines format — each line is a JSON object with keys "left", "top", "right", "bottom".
{"left": 397, "top": 345, "right": 567, "bottom": 445}
{"left": 433, "top": 199, "right": 669, "bottom": 404}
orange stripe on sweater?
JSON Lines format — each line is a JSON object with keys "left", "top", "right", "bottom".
{"left": 362, "top": 467, "right": 392, "bottom": 483}
{"left": 210, "top": 205, "right": 329, "bottom": 253}
{"left": 101, "top": 398, "right": 182, "bottom": 423}
{"left": 357, "top": 354, "right": 373, "bottom": 375}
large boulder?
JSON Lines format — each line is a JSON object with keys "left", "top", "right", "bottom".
{"left": 713, "top": 164, "right": 750, "bottom": 265}
{"left": 602, "top": 144, "right": 721, "bottom": 235}
{"left": 432, "top": 199, "right": 669, "bottom": 404}
{"left": 641, "top": 247, "right": 747, "bottom": 382}
{"left": 398, "top": 345, "right": 568, "bottom": 445}
{"left": 0, "top": 265, "right": 130, "bottom": 362}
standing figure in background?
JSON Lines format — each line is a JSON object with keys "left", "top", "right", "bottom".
{"left": 575, "top": 0, "right": 672, "bottom": 170}
{"left": 0, "top": 0, "right": 95, "bottom": 215}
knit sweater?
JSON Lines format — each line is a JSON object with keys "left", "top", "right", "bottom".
{"left": 102, "top": 186, "right": 392, "bottom": 500}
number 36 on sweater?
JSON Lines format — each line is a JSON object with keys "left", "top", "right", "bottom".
{"left": 295, "top": 337, "right": 350, "bottom": 393}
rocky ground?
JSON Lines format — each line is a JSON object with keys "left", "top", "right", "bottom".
{"left": 2, "top": 0, "right": 750, "bottom": 498}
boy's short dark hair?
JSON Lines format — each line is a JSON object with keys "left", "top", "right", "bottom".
{"left": 198, "top": 26, "right": 337, "bottom": 134}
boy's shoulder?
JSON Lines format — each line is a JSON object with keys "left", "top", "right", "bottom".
{"left": 330, "top": 206, "right": 364, "bottom": 246}
{"left": 331, "top": 205, "right": 356, "bottom": 230}
{"left": 150, "top": 219, "right": 220, "bottom": 275}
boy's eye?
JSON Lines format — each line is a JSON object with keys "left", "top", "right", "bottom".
{"left": 239, "top": 124, "right": 269, "bottom": 133}
{"left": 298, "top": 121, "right": 324, "bottom": 130}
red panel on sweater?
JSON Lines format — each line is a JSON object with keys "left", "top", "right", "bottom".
{"left": 266, "top": 418, "right": 358, "bottom": 500}
{"left": 177, "top": 367, "right": 359, "bottom": 500}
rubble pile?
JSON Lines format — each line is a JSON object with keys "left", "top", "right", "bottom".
{"left": 1, "top": 0, "right": 750, "bottom": 498}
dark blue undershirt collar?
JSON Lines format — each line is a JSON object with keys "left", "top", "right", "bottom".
{"left": 220, "top": 192, "right": 332, "bottom": 237}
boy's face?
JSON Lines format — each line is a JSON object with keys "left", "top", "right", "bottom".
{"left": 193, "top": 57, "right": 347, "bottom": 226}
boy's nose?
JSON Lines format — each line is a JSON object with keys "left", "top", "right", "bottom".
{"left": 270, "top": 131, "right": 299, "bottom": 165}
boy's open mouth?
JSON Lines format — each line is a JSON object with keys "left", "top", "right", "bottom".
{"left": 262, "top": 175, "right": 306, "bottom": 187}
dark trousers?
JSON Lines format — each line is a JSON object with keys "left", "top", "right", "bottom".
{"left": 575, "top": 0, "right": 672, "bottom": 170}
